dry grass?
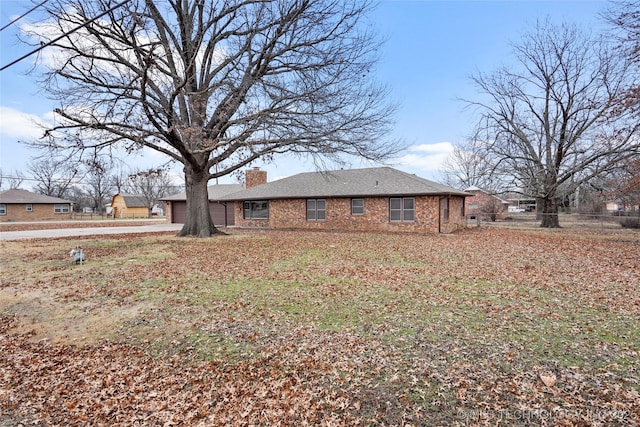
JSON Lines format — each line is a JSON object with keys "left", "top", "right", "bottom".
{"left": 1, "top": 227, "right": 639, "bottom": 425}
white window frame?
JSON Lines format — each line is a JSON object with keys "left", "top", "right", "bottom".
{"left": 351, "top": 198, "right": 364, "bottom": 215}
{"left": 306, "top": 199, "right": 326, "bottom": 221}
{"left": 54, "top": 203, "right": 70, "bottom": 214}
{"left": 390, "top": 197, "right": 415, "bottom": 222}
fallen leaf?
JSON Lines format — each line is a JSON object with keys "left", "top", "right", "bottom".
{"left": 540, "top": 372, "right": 557, "bottom": 387}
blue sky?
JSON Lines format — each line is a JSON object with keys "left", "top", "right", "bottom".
{"left": 0, "top": 0, "right": 608, "bottom": 187}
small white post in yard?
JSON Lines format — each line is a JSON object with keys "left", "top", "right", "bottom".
{"left": 69, "top": 246, "right": 84, "bottom": 264}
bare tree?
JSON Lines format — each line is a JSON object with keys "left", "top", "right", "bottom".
{"left": 605, "top": 1, "right": 640, "bottom": 118}
{"left": 606, "top": 1, "right": 640, "bottom": 63}
{"left": 26, "top": 0, "right": 400, "bottom": 237}
{"left": 441, "top": 137, "right": 510, "bottom": 192}
{"left": 28, "top": 158, "right": 78, "bottom": 198}
{"left": 82, "top": 159, "right": 115, "bottom": 214}
{"left": 0, "top": 169, "right": 26, "bottom": 190}
{"left": 126, "top": 168, "right": 175, "bottom": 217}
{"left": 606, "top": 158, "right": 640, "bottom": 213}
{"left": 467, "top": 19, "right": 640, "bottom": 228}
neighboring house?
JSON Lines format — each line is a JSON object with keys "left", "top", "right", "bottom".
{"left": 110, "top": 193, "right": 150, "bottom": 219}
{"left": 161, "top": 184, "right": 243, "bottom": 225}
{"left": 606, "top": 200, "right": 640, "bottom": 213}
{"left": 0, "top": 189, "right": 73, "bottom": 222}
{"left": 464, "top": 186, "right": 509, "bottom": 220}
{"left": 218, "top": 167, "right": 468, "bottom": 234}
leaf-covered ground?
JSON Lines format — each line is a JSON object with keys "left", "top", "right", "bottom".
{"left": 1, "top": 227, "right": 639, "bottom": 426}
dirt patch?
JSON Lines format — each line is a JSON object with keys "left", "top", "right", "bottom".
{"left": 0, "top": 287, "right": 153, "bottom": 345}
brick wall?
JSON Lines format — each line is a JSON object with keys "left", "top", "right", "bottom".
{"left": 233, "top": 195, "right": 467, "bottom": 234}
{"left": 464, "top": 190, "right": 507, "bottom": 219}
{"left": 0, "top": 203, "right": 73, "bottom": 222}
{"left": 440, "top": 196, "right": 466, "bottom": 233}
{"left": 165, "top": 201, "right": 173, "bottom": 223}
{"left": 245, "top": 168, "right": 267, "bottom": 188}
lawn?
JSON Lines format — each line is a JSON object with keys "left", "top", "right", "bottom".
{"left": 1, "top": 227, "right": 638, "bottom": 426}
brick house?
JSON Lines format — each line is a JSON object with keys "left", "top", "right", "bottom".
{"left": 162, "top": 184, "right": 243, "bottom": 225}
{"left": 0, "top": 189, "right": 73, "bottom": 222}
{"left": 219, "top": 167, "right": 468, "bottom": 234}
{"left": 464, "top": 186, "right": 509, "bottom": 220}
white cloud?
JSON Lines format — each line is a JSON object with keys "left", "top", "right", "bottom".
{"left": 406, "top": 142, "right": 455, "bottom": 154}
{"left": 394, "top": 142, "right": 454, "bottom": 172}
{"left": 0, "top": 106, "right": 51, "bottom": 140}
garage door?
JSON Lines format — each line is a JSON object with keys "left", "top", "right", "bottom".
{"left": 171, "top": 201, "right": 234, "bottom": 226}
{"left": 171, "top": 202, "right": 187, "bottom": 223}
{"left": 210, "top": 202, "right": 235, "bottom": 226}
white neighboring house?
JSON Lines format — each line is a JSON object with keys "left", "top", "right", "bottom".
{"left": 151, "top": 204, "right": 164, "bottom": 216}
{"left": 605, "top": 200, "right": 639, "bottom": 213}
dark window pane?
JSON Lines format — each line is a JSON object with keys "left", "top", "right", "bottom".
{"left": 404, "top": 198, "right": 414, "bottom": 210}
{"left": 352, "top": 199, "right": 364, "bottom": 215}
{"left": 306, "top": 199, "right": 315, "bottom": 220}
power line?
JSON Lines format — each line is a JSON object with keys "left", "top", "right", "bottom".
{"left": 0, "top": 0, "right": 131, "bottom": 72}
{"left": 0, "top": 0, "right": 49, "bottom": 32}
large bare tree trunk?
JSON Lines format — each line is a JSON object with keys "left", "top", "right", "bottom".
{"left": 178, "top": 166, "right": 218, "bottom": 237}
{"left": 540, "top": 197, "right": 561, "bottom": 228}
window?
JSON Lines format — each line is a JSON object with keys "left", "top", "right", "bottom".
{"left": 26, "top": 204, "right": 33, "bottom": 212}
{"left": 390, "top": 197, "right": 414, "bottom": 222}
{"left": 351, "top": 198, "right": 364, "bottom": 215}
{"left": 54, "top": 203, "right": 70, "bottom": 214}
{"left": 0, "top": 204, "right": 5, "bottom": 215}
{"left": 443, "top": 197, "right": 450, "bottom": 221}
{"left": 307, "top": 199, "right": 326, "bottom": 221}
{"left": 461, "top": 200, "right": 465, "bottom": 217}
{"left": 243, "top": 201, "right": 269, "bottom": 219}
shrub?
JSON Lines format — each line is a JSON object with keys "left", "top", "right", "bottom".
{"left": 619, "top": 216, "right": 640, "bottom": 229}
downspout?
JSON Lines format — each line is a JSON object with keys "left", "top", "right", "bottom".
{"left": 438, "top": 196, "right": 442, "bottom": 233}
{"left": 223, "top": 202, "right": 228, "bottom": 228}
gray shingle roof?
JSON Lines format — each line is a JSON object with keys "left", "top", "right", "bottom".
{"left": 219, "top": 167, "right": 468, "bottom": 201}
{"left": 161, "top": 184, "right": 244, "bottom": 201}
{"left": 0, "top": 189, "right": 73, "bottom": 204}
{"left": 117, "top": 193, "right": 148, "bottom": 208}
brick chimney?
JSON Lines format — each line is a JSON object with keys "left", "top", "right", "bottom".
{"left": 245, "top": 167, "right": 267, "bottom": 188}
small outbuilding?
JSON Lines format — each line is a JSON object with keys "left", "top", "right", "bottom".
{"left": 0, "top": 189, "right": 73, "bottom": 222}
{"left": 110, "top": 193, "right": 150, "bottom": 219}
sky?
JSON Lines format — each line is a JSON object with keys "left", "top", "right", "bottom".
{"left": 0, "top": 0, "right": 609, "bottom": 189}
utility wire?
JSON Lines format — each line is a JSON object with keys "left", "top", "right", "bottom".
{"left": 0, "top": 0, "right": 49, "bottom": 32}
{"left": 0, "top": 0, "right": 131, "bottom": 72}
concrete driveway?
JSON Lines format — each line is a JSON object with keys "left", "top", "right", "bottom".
{"left": 0, "top": 223, "right": 184, "bottom": 240}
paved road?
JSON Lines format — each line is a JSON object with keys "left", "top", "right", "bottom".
{"left": 0, "top": 223, "right": 184, "bottom": 240}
